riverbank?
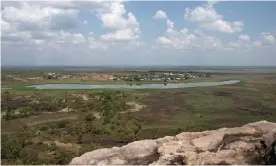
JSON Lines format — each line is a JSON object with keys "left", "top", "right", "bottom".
{"left": 25, "top": 80, "right": 240, "bottom": 90}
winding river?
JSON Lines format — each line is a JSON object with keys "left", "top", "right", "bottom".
{"left": 26, "top": 80, "right": 240, "bottom": 90}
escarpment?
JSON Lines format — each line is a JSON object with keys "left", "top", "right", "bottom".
{"left": 70, "top": 121, "right": 276, "bottom": 165}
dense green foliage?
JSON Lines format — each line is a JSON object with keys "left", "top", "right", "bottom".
{"left": 1, "top": 90, "right": 141, "bottom": 165}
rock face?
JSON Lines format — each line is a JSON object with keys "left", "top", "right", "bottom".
{"left": 70, "top": 121, "right": 276, "bottom": 165}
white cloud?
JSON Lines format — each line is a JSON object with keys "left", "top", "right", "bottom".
{"left": 152, "top": 10, "right": 174, "bottom": 33}
{"left": 156, "top": 36, "right": 172, "bottom": 45}
{"left": 99, "top": 1, "right": 141, "bottom": 43}
{"left": 1, "top": 31, "right": 32, "bottom": 44}
{"left": 1, "top": 1, "right": 276, "bottom": 66}
{"left": 152, "top": 10, "right": 168, "bottom": 19}
{"left": 203, "top": 36, "right": 222, "bottom": 50}
{"left": 71, "top": 33, "right": 86, "bottom": 44}
{"left": 207, "top": 0, "right": 220, "bottom": 6}
{"left": 1, "top": 2, "right": 79, "bottom": 31}
{"left": 185, "top": 6, "right": 221, "bottom": 22}
{"left": 201, "top": 20, "right": 243, "bottom": 34}
{"left": 25, "top": 1, "right": 115, "bottom": 14}
{"left": 239, "top": 34, "right": 250, "bottom": 42}
{"left": 100, "top": 28, "right": 140, "bottom": 41}
{"left": 88, "top": 33, "right": 108, "bottom": 50}
{"left": 154, "top": 9, "right": 222, "bottom": 51}
{"left": 184, "top": 4, "right": 244, "bottom": 34}
{"left": 260, "top": 32, "right": 275, "bottom": 45}
{"left": 226, "top": 32, "right": 276, "bottom": 50}
{"left": 181, "top": 28, "right": 188, "bottom": 34}
{"left": 251, "top": 41, "right": 262, "bottom": 47}
{"left": 1, "top": 19, "right": 14, "bottom": 34}
{"left": 1, "top": 0, "right": 143, "bottom": 54}
{"left": 227, "top": 41, "right": 242, "bottom": 49}
{"left": 101, "top": 12, "right": 139, "bottom": 30}
{"left": 166, "top": 19, "right": 174, "bottom": 30}
{"left": 155, "top": 27, "right": 222, "bottom": 51}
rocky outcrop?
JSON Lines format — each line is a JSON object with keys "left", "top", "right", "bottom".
{"left": 70, "top": 121, "right": 276, "bottom": 165}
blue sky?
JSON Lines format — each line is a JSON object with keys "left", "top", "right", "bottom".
{"left": 1, "top": 1, "right": 276, "bottom": 66}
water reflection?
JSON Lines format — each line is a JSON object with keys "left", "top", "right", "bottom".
{"left": 27, "top": 80, "right": 240, "bottom": 90}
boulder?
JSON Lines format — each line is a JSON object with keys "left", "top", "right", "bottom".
{"left": 156, "top": 136, "right": 175, "bottom": 145}
{"left": 243, "top": 120, "right": 276, "bottom": 132}
{"left": 118, "top": 140, "right": 158, "bottom": 165}
{"left": 192, "top": 132, "right": 224, "bottom": 152}
{"left": 70, "top": 140, "right": 158, "bottom": 165}
{"left": 69, "top": 121, "right": 276, "bottom": 165}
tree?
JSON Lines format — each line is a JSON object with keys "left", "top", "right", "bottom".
{"left": 49, "top": 147, "right": 75, "bottom": 164}
{"left": 57, "top": 120, "right": 70, "bottom": 128}
{"left": 47, "top": 75, "right": 53, "bottom": 79}
{"left": 19, "top": 107, "right": 33, "bottom": 117}
{"left": 85, "top": 113, "right": 95, "bottom": 122}
{"left": 4, "top": 109, "right": 13, "bottom": 120}
{"left": 133, "top": 75, "right": 140, "bottom": 81}
{"left": 1, "top": 132, "right": 31, "bottom": 161}
{"left": 77, "top": 134, "right": 83, "bottom": 144}
{"left": 19, "top": 147, "right": 40, "bottom": 164}
{"left": 206, "top": 73, "right": 211, "bottom": 77}
{"left": 184, "top": 74, "right": 189, "bottom": 79}
{"left": 39, "top": 124, "right": 49, "bottom": 131}
{"left": 3, "top": 91, "right": 13, "bottom": 120}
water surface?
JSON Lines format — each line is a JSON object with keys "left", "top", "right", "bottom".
{"left": 27, "top": 80, "right": 240, "bottom": 89}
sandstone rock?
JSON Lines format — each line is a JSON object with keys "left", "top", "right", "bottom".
{"left": 118, "top": 140, "right": 158, "bottom": 165}
{"left": 195, "top": 151, "right": 225, "bottom": 165}
{"left": 175, "top": 131, "right": 209, "bottom": 141}
{"left": 218, "top": 126, "right": 257, "bottom": 135}
{"left": 215, "top": 149, "right": 236, "bottom": 158}
{"left": 262, "top": 129, "right": 276, "bottom": 146}
{"left": 70, "top": 140, "right": 158, "bottom": 165}
{"left": 157, "top": 139, "right": 196, "bottom": 157}
{"left": 150, "top": 155, "right": 185, "bottom": 165}
{"left": 70, "top": 148, "right": 116, "bottom": 165}
{"left": 69, "top": 121, "right": 276, "bottom": 165}
{"left": 192, "top": 132, "right": 224, "bottom": 151}
{"left": 156, "top": 136, "right": 175, "bottom": 145}
{"left": 243, "top": 120, "right": 276, "bottom": 132}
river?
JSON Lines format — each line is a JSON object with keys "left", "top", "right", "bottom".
{"left": 26, "top": 80, "right": 240, "bottom": 90}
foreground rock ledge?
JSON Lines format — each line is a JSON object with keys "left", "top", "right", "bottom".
{"left": 70, "top": 121, "right": 276, "bottom": 165}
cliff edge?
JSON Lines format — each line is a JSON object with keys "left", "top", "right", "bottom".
{"left": 70, "top": 121, "right": 276, "bottom": 165}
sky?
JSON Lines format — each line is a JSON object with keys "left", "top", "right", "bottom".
{"left": 1, "top": 1, "right": 276, "bottom": 66}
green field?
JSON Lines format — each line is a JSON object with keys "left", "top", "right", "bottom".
{"left": 1, "top": 70, "right": 276, "bottom": 164}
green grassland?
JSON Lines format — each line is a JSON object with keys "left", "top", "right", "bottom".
{"left": 1, "top": 71, "right": 276, "bottom": 164}
{"left": 1, "top": 70, "right": 234, "bottom": 89}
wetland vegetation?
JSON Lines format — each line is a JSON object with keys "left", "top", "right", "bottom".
{"left": 1, "top": 69, "right": 276, "bottom": 164}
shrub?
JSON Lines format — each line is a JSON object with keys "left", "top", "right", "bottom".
{"left": 77, "top": 134, "right": 83, "bottom": 144}
{"left": 173, "top": 127, "right": 185, "bottom": 134}
{"left": 1, "top": 132, "right": 31, "bottom": 161}
{"left": 110, "top": 124, "right": 115, "bottom": 130}
{"left": 19, "top": 107, "right": 33, "bottom": 117}
{"left": 49, "top": 147, "right": 75, "bottom": 164}
{"left": 119, "top": 130, "right": 136, "bottom": 142}
{"left": 85, "top": 113, "right": 95, "bottom": 122}
{"left": 57, "top": 120, "right": 70, "bottom": 128}
{"left": 39, "top": 125, "right": 49, "bottom": 131}
{"left": 19, "top": 147, "right": 39, "bottom": 164}
{"left": 102, "top": 125, "right": 111, "bottom": 134}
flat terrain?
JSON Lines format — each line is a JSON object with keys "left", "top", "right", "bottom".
{"left": 1, "top": 67, "right": 276, "bottom": 164}
{"left": 135, "top": 74, "right": 276, "bottom": 138}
